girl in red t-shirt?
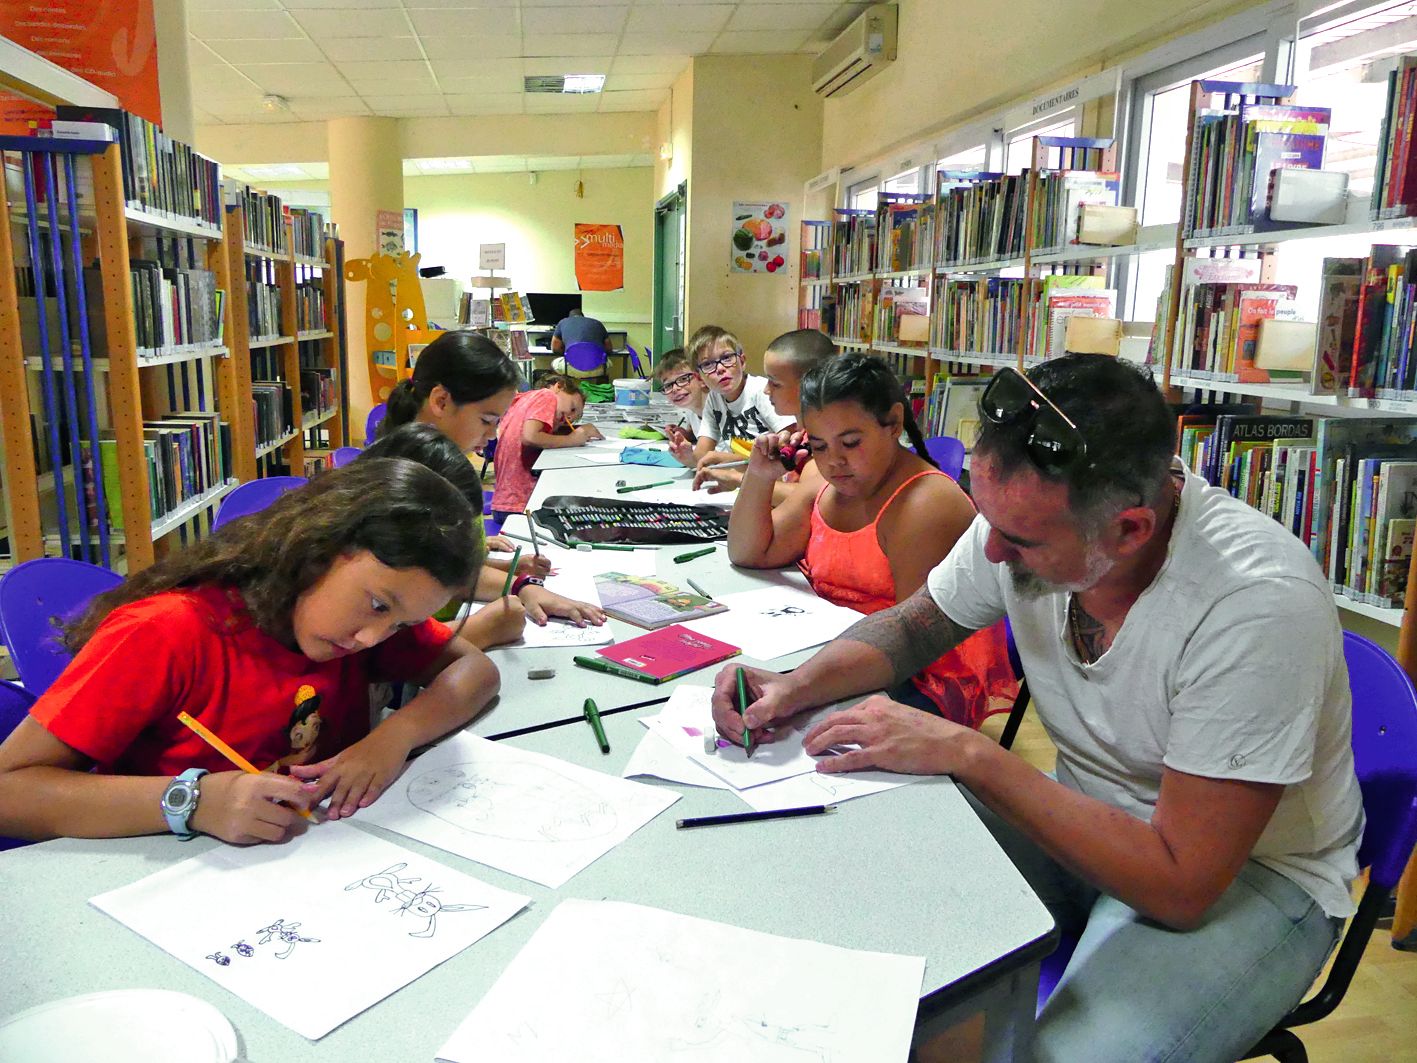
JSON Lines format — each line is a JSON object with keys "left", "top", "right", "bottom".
{"left": 491, "top": 373, "right": 604, "bottom": 520}
{"left": 726, "top": 354, "right": 1018, "bottom": 727}
{"left": 0, "top": 458, "right": 498, "bottom": 845}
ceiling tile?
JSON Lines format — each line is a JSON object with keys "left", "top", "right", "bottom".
{"left": 189, "top": 63, "right": 261, "bottom": 96}
{"left": 726, "top": 3, "right": 840, "bottom": 31}
{"left": 523, "top": 93, "right": 602, "bottom": 114}
{"left": 187, "top": 0, "right": 281, "bottom": 9}
{"left": 604, "top": 71, "right": 676, "bottom": 90}
{"left": 625, "top": 4, "right": 732, "bottom": 33}
{"left": 360, "top": 95, "right": 451, "bottom": 116}
{"left": 609, "top": 54, "right": 691, "bottom": 75}
{"left": 429, "top": 57, "right": 523, "bottom": 80}
{"left": 205, "top": 38, "right": 326, "bottom": 64}
{"left": 404, "top": 0, "right": 519, "bottom": 6}
{"left": 597, "top": 88, "right": 669, "bottom": 111}
{"left": 420, "top": 34, "right": 522, "bottom": 59}
{"left": 188, "top": 9, "right": 302, "bottom": 39}
{"left": 319, "top": 37, "right": 425, "bottom": 61}
{"left": 289, "top": 97, "right": 373, "bottom": 118}
{"left": 522, "top": 33, "right": 621, "bottom": 57}
{"left": 522, "top": 56, "right": 614, "bottom": 76}
{"left": 335, "top": 60, "right": 432, "bottom": 81}
{"left": 242, "top": 63, "right": 356, "bottom": 95}
{"left": 443, "top": 94, "right": 526, "bottom": 115}
{"left": 290, "top": 8, "right": 412, "bottom": 37}
{"left": 203, "top": 98, "right": 295, "bottom": 119}
{"left": 346, "top": 77, "right": 439, "bottom": 96}
{"left": 437, "top": 74, "right": 523, "bottom": 94}
{"left": 407, "top": 8, "right": 516, "bottom": 36}
{"left": 617, "top": 32, "right": 716, "bottom": 56}
{"left": 283, "top": 0, "right": 402, "bottom": 6}
{"left": 711, "top": 29, "right": 809, "bottom": 52}
{"left": 521, "top": 5, "right": 626, "bottom": 34}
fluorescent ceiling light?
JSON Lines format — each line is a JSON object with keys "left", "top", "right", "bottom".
{"left": 562, "top": 74, "right": 606, "bottom": 94}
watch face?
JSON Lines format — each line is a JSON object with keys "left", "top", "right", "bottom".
{"left": 162, "top": 781, "right": 196, "bottom": 815}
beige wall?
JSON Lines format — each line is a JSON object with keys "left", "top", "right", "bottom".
{"left": 655, "top": 63, "right": 693, "bottom": 203}
{"left": 821, "top": 0, "right": 1269, "bottom": 173}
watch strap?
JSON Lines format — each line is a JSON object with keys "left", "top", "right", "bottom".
{"left": 162, "top": 767, "right": 209, "bottom": 839}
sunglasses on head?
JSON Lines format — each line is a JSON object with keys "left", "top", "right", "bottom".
{"left": 979, "top": 367, "right": 1088, "bottom": 475}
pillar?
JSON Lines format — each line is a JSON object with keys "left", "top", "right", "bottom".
{"left": 151, "top": 0, "right": 194, "bottom": 144}
{"left": 327, "top": 117, "right": 403, "bottom": 438}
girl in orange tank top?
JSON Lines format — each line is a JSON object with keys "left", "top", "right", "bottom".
{"left": 726, "top": 354, "right": 1016, "bottom": 728}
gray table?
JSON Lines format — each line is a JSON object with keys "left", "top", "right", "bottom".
{"left": 0, "top": 707, "right": 1054, "bottom": 1062}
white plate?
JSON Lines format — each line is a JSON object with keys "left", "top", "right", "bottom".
{"left": 0, "top": 989, "right": 238, "bottom": 1062}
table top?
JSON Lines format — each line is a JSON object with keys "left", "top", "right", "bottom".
{"left": 0, "top": 706, "right": 1054, "bottom": 1061}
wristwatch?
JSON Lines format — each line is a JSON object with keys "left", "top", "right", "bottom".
{"left": 160, "top": 768, "right": 209, "bottom": 840}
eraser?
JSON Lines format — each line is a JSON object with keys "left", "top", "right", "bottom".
{"left": 526, "top": 668, "right": 557, "bottom": 680}
{"left": 576, "top": 543, "right": 592, "bottom": 552}
{"left": 703, "top": 734, "right": 717, "bottom": 754}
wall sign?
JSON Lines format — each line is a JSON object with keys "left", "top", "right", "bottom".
{"left": 731, "top": 201, "right": 789, "bottom": 274}
{"left": 574, "top": 223, "right": 623, "bottom": 291}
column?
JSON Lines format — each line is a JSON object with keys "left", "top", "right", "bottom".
{"left": 152, "top": 0, "right": 194, "bottom": 144}
{"left": 327, "top": 116, "right": 403, "bottom": 438}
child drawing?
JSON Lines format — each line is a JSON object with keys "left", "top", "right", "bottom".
{"left": 256, "top": 918, "right": 321, "bottom": 959}
{"left": 344, "top": 863, "right": 485, "bottom": 938}
{"left": 405, "top": 761, "right": 618, "bottom": 842}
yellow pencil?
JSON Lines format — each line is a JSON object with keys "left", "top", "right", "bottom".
{"left": 177, "top": 711, "right": 313, "bottom": 819}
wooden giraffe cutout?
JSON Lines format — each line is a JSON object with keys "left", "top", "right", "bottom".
{"left": 344, "top": 250, "right": 430, "bottom": 404}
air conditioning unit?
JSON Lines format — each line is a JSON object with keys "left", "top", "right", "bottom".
{"left": 812, "top": 4, "right": 898, "bottom": 99}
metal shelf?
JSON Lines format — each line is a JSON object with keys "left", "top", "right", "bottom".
{"left": 124, "top": 205, "right": 222, "bottom": 241}
{"left": 249, "top": 335, "right": 293, "bottom": 350}
{"left": 296, "top": 329, "right": 333, "bottom": 342}
{"left": 929, "top": 348, "right": 1017, "bottom": 368}
{"left": 293, "top": 254, "right": 325, "bottom": 268}
{"left": 243, "top": 242, "right": 290, "bottom": 261}
{"left": 1334, "top": 594, "right": 1403, "bottom": 628}
{"left": 829, "top": 337, "right": 871, "bottom": 349}
{"left": 1182, "top": 215, "right": 1417, "bottom": 250}
{"left": 1168, "top": 374, "right": 1417, "bottom": 417}
{"left": 255, "top": 428, "right": 299, "bottom": 459}
{"left": 876, "top": 267, "right": 932, "bottom": 282}
{"left": 873, "top": 342, "right": 928, "bottom": 357}
{"left": 301, "top": 407, "right": 337, "bottom": 431}
{"left": 151, "top": 479, "right": 239, "bottom": 540}
{"left": 833, "top": 271, "right": 875, "bottom": 283}
{"left": 935, "top": 256, "right": 1025, "bottom": 275}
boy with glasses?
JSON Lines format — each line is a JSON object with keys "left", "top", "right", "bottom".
{"left": 709, "top": 355, "right": 1360, "bottom": 1062}
{"left": 654, "top": 348, "right": 709, "bottom": 459}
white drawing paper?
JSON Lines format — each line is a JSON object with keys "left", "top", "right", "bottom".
{"left": 357, "top": 732, "right": 679, "bottom": 887}
{"left": 437, "top": 899, "right": 925, "bottom": 1063}
{"left": 517, "top": 618, "right": 616, "bottom": 648}
{"left": 622, "top": 726, "right": 731, "bottom": 790}
{"left": 622, "top": 485, "right": 737, "bottom": 508}
{"left": 89, "top": 822, "right": 528, "bottom": 1041}
{"left": 680, "top": 587, "right": 862, "bottom": 660}
{"left": 735, "top": 765, "right": 917, "bottom": 812}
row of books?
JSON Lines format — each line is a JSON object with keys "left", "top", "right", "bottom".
{"left": 876, "top": 195, "right": 932, "bottom": 273}
{"left": 830, "top": 209, "right": 876, "bottom": 276}
{"left": 252, "top": 381, "right": 294, "bottom": 448}
{"left": 1160, "top": 256, "right": 1297, "bottom": 380}
{"left": 290, "top": 208, "right": 327, "bottom": 260}
{"left": 1372, "top": 56, "right": 1417, "bottom": 218}
{"left": 933, "top": 172, "right": 1029, "bottom": 267}
{"left": 873, "top": 285, "right": 929, "bottom": 345}
{"left": 230, "top": 184, "right": 288, "bottom": 255}
{"left": 825, "top": 283, "right": 873, "bottom": 342}
{"left": 1183, "top": 96, "right": 1330, "bottom": 235}
{"left": 131, "top": 262, "right": 223, "bottom": 355}
{"left": 54, "top": 106, "right": 222, "bottom": 228}
{"left": 1031, "top": 169, "right": 1118, "bottom": 252}
{"left": 99, "top": 413, "right": 233, "bottom": 529}
{"left": 300, "top": 367, "right": 337, "bottom": 419}
{"left": 800, "top": 220, "right": 829, "bottom": 280}
{"left": 1028, "top": 275, "right": 1115, "bottom": 361}
{"left": 921, "top": 372, "right": 987, "bottom": 445}
{"left": 929, "top": 278, "right": 1025, "bottom": 354}
{"left": 295, "top": 282, "right": 326, "bottom": 333}
{"left": 1180, "top": 410, "right": 1417, "bottom": 606}
{"left": 247, "top": 276, "right": 283, "bottom": 340}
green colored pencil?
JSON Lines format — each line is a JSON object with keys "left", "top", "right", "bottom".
{"left": 500, "top": 546, "right": 522, "bottom": 596}
{"left": 616, "top": 480, "right": 675, "bottom": 494}
{"left": 673, "top": 546, "right": 716, "bottom": 563}
{"left": 736, "top": 666, "right": 753, "bottom": 758}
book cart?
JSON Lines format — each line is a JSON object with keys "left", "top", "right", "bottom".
{"left": 0, "top": 119, "right": 347, "bottom": 577}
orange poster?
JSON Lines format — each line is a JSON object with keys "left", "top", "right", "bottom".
{"left": 574, "top": 223, "right": 624, "bottom": 292}
{"left": 0, "top": 1, "right": 161, "bottom": 133}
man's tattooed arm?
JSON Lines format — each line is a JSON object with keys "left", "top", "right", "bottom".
{"left": 834, "top": 585, "right": 978, "bottom": 689}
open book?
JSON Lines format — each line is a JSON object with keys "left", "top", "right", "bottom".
{"left": 593, "top": 572, "right": 728, "bottom": 630}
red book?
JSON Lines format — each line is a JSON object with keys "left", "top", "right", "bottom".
{"left": 597, "top": 625, "right": 740, "bottom": 682}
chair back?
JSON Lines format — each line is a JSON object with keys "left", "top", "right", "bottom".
{"left": 1343, "top": 632, "right": 1417, "bottom": 889}
{"left": 365, "top": 402, "right": 387, "bottom": 444}
{"left": 212, "top": 476, "right": 308, "bottom": 531}
{"left": 626, "top": 345, "right": 646, "bottom": 377}
{"left": 925, "top": 435, "right": 966, "bottom": 480}
{"left": 331, "top": 446, "right": 361, "bottom": 468}
{"left": 0, "top": 678, "right": 37, "bottom": 851}
{"left": 564, "top": 341, "right": 608, "bottom": 376}
{"left": 0, "top": 559, "right": 123, "bottom": 694}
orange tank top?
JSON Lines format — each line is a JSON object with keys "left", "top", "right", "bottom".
{"left": 803, "top": 470, "right": 1017, "bottom": 728}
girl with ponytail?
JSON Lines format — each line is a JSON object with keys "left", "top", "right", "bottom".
{"left": 378, "top": 332, "right": 521, "bottom": 455}
{"left": 726, "top": 354, "right": 1016, "bottom": 727}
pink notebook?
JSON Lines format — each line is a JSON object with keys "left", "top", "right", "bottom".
{"left": 597, "top": 625, "right": 741, "bottom": 681}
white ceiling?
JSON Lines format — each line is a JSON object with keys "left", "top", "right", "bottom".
{"left": 186, "top": 0, "right": 866, "bottom": 125}
{"left": 223, "top": 152, "right": 656, "bottom": 181}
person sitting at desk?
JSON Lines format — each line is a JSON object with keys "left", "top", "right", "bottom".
{"left": 550, "top": 308, "right": 615, "bottom": 357}
{"left": 656, "top": 347, "right": 708, "bottom": 442}
{"left": 727, "top": 353, "right": 1013, "bottom": 726}
{"left": 491, "top": 372, "right": 603, "bottom": 522}
{"left": 711, "top": 354, "right": 1361, "bottom": 1063}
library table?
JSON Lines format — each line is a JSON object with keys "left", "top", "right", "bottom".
{"left": 0, "top": 706, "right": 1054, "bottom": 1062}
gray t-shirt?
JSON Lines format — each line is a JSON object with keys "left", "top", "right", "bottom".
{"left": 553, "top": 315, "right": 609, "bottom": 349}
{"left": 927, "top": 465, "right": 1364, "bottom": 918}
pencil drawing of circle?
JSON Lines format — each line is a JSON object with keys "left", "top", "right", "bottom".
{"left": 405, "top": 762, "right": 619, "bottom": 841}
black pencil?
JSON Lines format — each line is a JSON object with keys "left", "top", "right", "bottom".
{"left": 676, "top": 805, "right": 837, "bottom": 829}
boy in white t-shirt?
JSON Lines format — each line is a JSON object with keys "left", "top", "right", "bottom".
{"left": 706, "top": 356, "right": 1361, "bottom": 1062}
{"left": 655, "top": 347, "right": 709, "bottom": 454}
{"left": 679, "top": 325, "right": 795, "bottom": 480}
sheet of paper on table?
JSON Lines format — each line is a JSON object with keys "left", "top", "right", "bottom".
{"left": 517, "top": 618, "right": 615, "bottom": 648}
{"left": 436, "top": 899, "right": 925, "bottom": 1063}
{"left": 620, "top": 484, "right": 737, "bottom": 508}
{"left": 680, "top": 586, "right": 862, "bottom": 660}
{"left": 89, "top": 822, "right": 528, "bottom": 1041}
{"left": 357, "top": 732, "right": 679, "bottom": 888}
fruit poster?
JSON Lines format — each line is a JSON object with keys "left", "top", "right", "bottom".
{"left": 731, "top": 201, "right": 789, "bottom": 274}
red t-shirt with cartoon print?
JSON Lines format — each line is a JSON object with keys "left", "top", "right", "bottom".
{"left": 30, "top": 584, "right": 453, "bottom": 777}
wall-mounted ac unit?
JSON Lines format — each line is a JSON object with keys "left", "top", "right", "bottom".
{"left": 811, "top": 4, "right": 898, "bottom": 99}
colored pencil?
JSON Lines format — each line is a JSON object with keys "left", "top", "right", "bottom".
{"left": 677, "top": 805, "right": 837, "bottom": 829}
{"left": 176, "top": 711, "right": 312, "bottom": 819}
{"left": 501, "top": 546, "right": 522, "bottom": 596}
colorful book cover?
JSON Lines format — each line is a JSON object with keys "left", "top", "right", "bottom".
{"left": 1379, "top": 518, "right": 1417, "bottom": 602}
{"left": 592, "top": 572, "right": 728, "bottom": 630}
{"left": 1234, "top": 286, "right": 1298, "bottom": 382}
{"left": 597, "top": 624, "right": 741, "bottom": 681}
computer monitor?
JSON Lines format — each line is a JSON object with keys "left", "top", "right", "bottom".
{"left": 605, "top": 330, "right": 628, "bottom": 351}
{"left": 524, "top": 292, "right": 582, "bottom": 326}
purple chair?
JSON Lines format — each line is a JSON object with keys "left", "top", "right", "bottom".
{"left": 0, "top": 678, "right": 38, "bottom": 851}
{"left": 0, "top": 558, "right": 123, "bottom": 695}
{"left": 924, "top": 435, "right": 966, "bottom": 480}
{"left": 563, "top": 340, "right": 608, "bottom": 379}
{"left": 365, "top": 402, "right": 387, "bottom": 444}
{"left": 212, "top": 476, "right": 308, "bottom": 531}
{"left": 625, "top": 344, "right": 647, "bottom": 378}
{"left": 331, "top": 446, "right": 361, "bottom": 468}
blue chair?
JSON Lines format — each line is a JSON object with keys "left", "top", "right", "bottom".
{"left": 0, "top": 678, "right": 38, "bottom": 851}
{"left": 365, "top": 402, "right": 387, "bottom": 444}
{"left": 212, "top": 476, "right": 308, "bottom": 531}
{"left": 331, "top": 446, "right": 361, "bottom": 468}
{"left": 625, "top": 344, "right": 647, "bottom": 378}
{"left": 563, "top": 340, "right": 608, "bottom": 379}
{"left": 0, "top": 558, "right": 123, "bottom": 695}
{"left": 925, "top": 435, "right": 965, "bottom": 480}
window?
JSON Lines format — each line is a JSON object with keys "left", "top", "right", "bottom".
{"left": 847, "top": 176, "right": 879, "bottom": 211}
{"left": 936, "top": 143, "right": 989, "bottom": 176}
{"left": 1004, "top": 113, "right": 1077, "bottom": 175}
{"left": 882, "top": 168, "right": 923, "bottom": 194}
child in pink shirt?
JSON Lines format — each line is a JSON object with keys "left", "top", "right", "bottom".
{"left": 491, "top": 374, "right": 602, "bottom": 518}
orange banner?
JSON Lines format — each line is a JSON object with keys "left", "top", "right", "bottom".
{"left": 574, "top": 223, "right": 624, "bottom": 292}
{"left": 0, "top": 1, "right": 161, "bottom": 133}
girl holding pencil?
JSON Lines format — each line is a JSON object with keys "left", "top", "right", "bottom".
{"left": 0, "top": 459, "right": 498, "bottom": 845}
